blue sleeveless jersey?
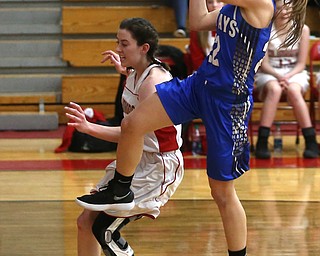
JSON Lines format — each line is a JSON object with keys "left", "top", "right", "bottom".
{"left": 198, "top": 4, "right": 273, "bottom": 99}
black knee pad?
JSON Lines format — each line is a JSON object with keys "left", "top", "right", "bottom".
{"left": 92, "top": 213, "right": 116, "bottom": 247}
{"left": 92, "top": 213, "right": 139, "bottom": 256}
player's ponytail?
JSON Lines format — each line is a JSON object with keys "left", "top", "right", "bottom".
{"left": 151, "top": 57, "right": 171, "bottom": 72}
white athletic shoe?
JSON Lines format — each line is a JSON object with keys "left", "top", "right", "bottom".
{"left": 173, "top": 29, "right": 186, "bottom": 38}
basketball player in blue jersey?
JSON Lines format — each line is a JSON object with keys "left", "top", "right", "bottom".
{"left": 76, "top": 0, "right": 308, "bottom": 255}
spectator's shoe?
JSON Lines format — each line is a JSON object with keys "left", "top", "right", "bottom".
{"left": 303, "top": 141, "right": 319, "bottom": 158}
{"left": 255, "top": 141, "right": 271, "bottom": 159}
{"left": 255, "top": 127, "right": 271, "bottom": 159}
{"left": 255, "top": 148, "right": 271, "bottom": 159}
{"left": 76, "top": 180, "right": 134, "bottom": 211}
{"left": 173, "top": 28, "right": 186, "bottom": 38}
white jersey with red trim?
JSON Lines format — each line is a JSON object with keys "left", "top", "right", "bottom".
{"left": 122, "top": 64, "right": 183, "bottom": 153}
{"left": 93, "top": 64, "right": 184, "bottom": 219}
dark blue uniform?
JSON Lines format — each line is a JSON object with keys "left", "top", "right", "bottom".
{"left": 156, "top": 3, "right": 275, "bottom": 180}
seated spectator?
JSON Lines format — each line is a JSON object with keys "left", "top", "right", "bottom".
{"left": 254, "top": 0, "right": 319, "bottom": 159}
{"left": 164, "top": 0, "right": 188, "bottom": 38}
{"left": 187, "top": 0, "right": 224, "bottom": 72}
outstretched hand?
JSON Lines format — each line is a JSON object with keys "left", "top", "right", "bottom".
{"left": 101, "top": 50, "right": 127, "bottom": 75}
{"left": 64, "top": 102, "right": 91, "bottom": 134}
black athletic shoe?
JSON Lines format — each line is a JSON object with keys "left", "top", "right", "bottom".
{"left": 303, "top": 141, "right": 319, "bottom": 159}
{"left": 255, "top": 142, "right": 271, "bottom": 159}
{"left": 255, "top": 147, "right": 271, "bottom": 159}
{"left": 75, "top": 180, "right": 135, "bottom": 211}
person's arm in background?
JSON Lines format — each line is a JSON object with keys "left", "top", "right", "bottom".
{"left": 284, "top": 25, "right": 310, "bottom": 78}
{"left": 189, "top": 0, "right": 218, "bottom": 31}
{"left": 188, "top": 31, "right": 206, "bottom": 70}
{"left": 258, "top": 52, "right": 282, "bottom": 80}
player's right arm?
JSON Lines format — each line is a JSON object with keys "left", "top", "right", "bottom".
{"left": 189, "top": 0, "right": 274, "bottom": 31}
{"left": 65, "top": 102, "right": 122, "bottom": 143}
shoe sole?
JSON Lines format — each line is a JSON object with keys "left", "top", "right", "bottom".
{"left": 75, "top": 198, "right": 135, "bottom": 211}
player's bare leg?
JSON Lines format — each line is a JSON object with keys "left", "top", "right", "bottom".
{"left": 208, "top": 178, "right": 247, "bottom": 254}
{"left": 76, "top": 93, "right": 173, "bottom": 211}
{"left": 117, "top": 92, "right": 173, "bottom": 175}
{"left": 77, "top": 210, "right": 101, "bottom": 256}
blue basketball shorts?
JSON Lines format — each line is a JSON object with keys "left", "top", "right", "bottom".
{"left": 156, "top": 72, "right": 252, "bottom": 181}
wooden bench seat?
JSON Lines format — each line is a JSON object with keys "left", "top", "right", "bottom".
{"left": 62, "top": 6, "right": 176, "bottom": 34}
{"left": 0, "top": 92, "right": 59, "bottom": 104}
{"left": 62, "top": 74, "right": 120, "bottom": 103}
{"left": 0, "top": 103, "right": 115, "bottom": 124}
{"left": 250, "top": 102, "right": 319, "bottom": 122}
{"left": 0, "top": 74, "right": 119, "bottom": 124}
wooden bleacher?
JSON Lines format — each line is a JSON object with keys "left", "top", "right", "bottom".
{"left": 1, "top": 1, "right": 319, "bottom": 127}
{"left": 0, "top": 1, "right": 189, "bottom": 126}
{"left": 0, "top": 92, "right": 58, "bottom": 104}
{"left": 60, "top": 3, "right": 189, "bottom": 124}
{"left": 62, "top": 6, "right": 177, "bottom": 34}
{"left": 61, "top": 5, "right": 319, "bottom": 125}
{"left": 0, "top": 0, "right": 63, "bottom": 130}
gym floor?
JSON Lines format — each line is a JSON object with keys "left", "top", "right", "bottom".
{"left": 0, "top": 127, "right": 319, "bottom": 255}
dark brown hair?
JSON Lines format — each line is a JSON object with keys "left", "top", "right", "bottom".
{"left": 119, "top": 17, "right": 170, "bottom": 71}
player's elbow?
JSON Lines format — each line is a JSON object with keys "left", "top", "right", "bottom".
{"left": 189, "top": 21, "right": 200, "bottom": 31}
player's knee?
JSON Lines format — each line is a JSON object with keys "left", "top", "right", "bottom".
{"left": 286, "top": 84, "right": 302, "bottom": 99}
{"left": 211, "top": 188, "right": 228, "bottom": 207}
{"left": 211, "top": 186, "right": 242, "bottom": 211}
{"left": 209, "top": 181, "right": 235, "bottom": 208}
{"left": 121, "top": 116, "right": 132, "bottom": 133}
{"left": 121, "top": 115, "right": 142, "bottom": 136}
{"left": 266, "top": 81, "right": 282, "bottom": 97}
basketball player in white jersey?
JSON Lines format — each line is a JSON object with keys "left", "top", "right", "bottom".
{"left": 65, "top": 18, "right": 184, "bottom": 256}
